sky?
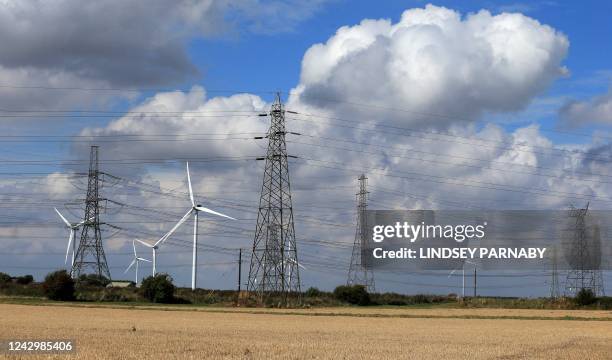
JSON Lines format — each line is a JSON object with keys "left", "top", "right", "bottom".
{"left": 1, "top": 0, "right": 612, "bottom": 296}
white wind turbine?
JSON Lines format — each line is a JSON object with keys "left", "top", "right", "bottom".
{"left": 137, "top": 162, "right": 236, "bottom": 290}
{"left": 285, "top": 258, "right": 305, "bottom": 286}
{"left": 179, "top": 162, "right": 236, "bottom": 290}
{"left": 54, "top": 207, "right": 89, "bottom": 271}
{"left": 283, "top": 238, "right": 305, "bottom": 285}
{"left": 125, "top": 240, "right": 151, "bottom": 285}
{"left": 448, "top": 259, "right": 478, "bottom": 298}
{"left": 134, "top": 215, "right": 189, "bottom": 277}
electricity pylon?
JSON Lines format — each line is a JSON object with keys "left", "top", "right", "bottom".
{"left": 549, "top": 245, "right": 560, "bottom": 299}
{"left": 72, "top": 146, "right": 111, "bottom": 280}
{"left": 247, "top": 93, "right": 301, "bottom": 304}
{"left": 347, "top": 174, "right": 375, "bottom": 292}
{"left": 564, "top": 203, "right": 604, "bottom": 296}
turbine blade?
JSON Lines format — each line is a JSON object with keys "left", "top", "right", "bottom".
{"left": 156, "top": 209, "right": 193, "bottom": 247}
{"left": 137, "top": 258, "right": 152, "bottom": 263}
{"left": 186, "top": 162, "right": 195, "bottom": 207}
{"left": 287, "top": 258, "right": 306, "bottom": 270}
{"left": 135, "top": 239, "right": 154, "bottom": 248}
{"left": 125, "top": 259, "right": 136, "bottom": 273}
{"left": 132, "top": 240, "right": 137, "bottom": 257}
{"left": 75, "top": 216, "right": 95, "bottom": 227}
{"left": 194, "top": 206, "right": 236, "bottom": 220}
{"left": 54, "top": 207, "right": 71, "bottom": 227}
{"left": 448, "top": 261, "right": 467, "bottom": 277}
{"left": 65, "top": 229, "right": 74, "bottom": 265}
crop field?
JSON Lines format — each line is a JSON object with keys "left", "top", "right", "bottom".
{"left": 0, "top": 304, "right": 611, "bottom": 359}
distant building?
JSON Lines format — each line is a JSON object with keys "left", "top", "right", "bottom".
{"left": 106, "top": 281, "right": 134, "bottom": 288}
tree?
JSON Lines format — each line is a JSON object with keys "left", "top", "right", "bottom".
{"left": 42, "top": 270, "right": 75, "bottom": 301}
{"left": 15, "top": 275, "right": 34, "bottom": 285}
{"left": 140, "top": 274, "right": 175, "bottom": 303}
{"left": 575, "top": 288, "right": 597, "bottom": 306}
{"left": 0, "top": 272, "right": 11, "bottom": 284}
{"left": 333, "top": 285, "right": 371, "bottom": 305}
{"left": 305, "top": 287, "right": 322, "bottom": 297}
{"left": 77, "top": 274, "right": 110, "bottom": 287}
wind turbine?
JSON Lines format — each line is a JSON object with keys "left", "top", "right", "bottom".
{"left": 134, "top": 213, "right": 191, "bottom": 277}
{"left": 125, "top": 240, "right": 151, "bottom": 285}
{"left": 134, "top": 163, "right": 236, "bottom": 288}
{"left": 283, "top": 237, "right": 304, "bottom": 286}
{"left": 165, "top": 162, "right": 236, "bottom": 290}
{"left": 285, "top": 258, "right": 305, "bottom": 286}
{"left": 448, "top": 259, "right": 478, "bottom": 298}
{"left": 54, "top": 207, "right": 89, "bottom": 272}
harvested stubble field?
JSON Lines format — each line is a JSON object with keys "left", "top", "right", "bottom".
{"left": 0, "top": 303, "right": 611, "bottom": 359}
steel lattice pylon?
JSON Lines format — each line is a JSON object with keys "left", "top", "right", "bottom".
{"left": 71, "top": 146, "right": 111, "bottom": 280}
{"left": 247, "top": 93, "right": 300, "bottom": 303}
{"left": 549, "top": 245, "right": 560, "bottom": 299}
{"left": 564, "top": 203, "right": 605, "bottom": 296}
{"left": 347, "top": 174, "right": 375, "bottom": 292}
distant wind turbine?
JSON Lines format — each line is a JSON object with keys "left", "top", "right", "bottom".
{"left": 134, "top": 216, "right": 188, "bottom": 277}
{"left": 286, "top": 258, "right": 305, "bottom": 285}
{"left": 54, "top": 207, "right": 90, "bottom": 272}
{"left": 125, "top": 240, "right": 151, "bottom": 285}
{"left": 448, "top": 259, "right": 478, "bottom": 298}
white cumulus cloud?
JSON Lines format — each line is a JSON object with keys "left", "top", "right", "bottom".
{"left": 292, "top": 4, "right": 569, "bottom": 128}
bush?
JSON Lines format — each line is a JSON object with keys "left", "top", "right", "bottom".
{"left": 0, "top": 272, "right": 11, "bottom": 284}
{"left": 77, "top": 274, "right": 110, "bottom": 287}
{"left": 412, "top": 294, "right": 431, "bottom": 304}
{"left": 42, "top": 270, "right": 75, "bottom": 301}
{"left": 15, "top": 275, "right": 34, "bottom": 285}
{"left": 575, "top": 288, "right": 597, "bottom": 306}
{"left": 140, "top": 274, "right": 175, "bottom": 303}
{"left": 333, "top": 285, "right": 371, "bottom": 306}
{"left": 596, "top": 296, "right": 612, "bottom": 310}
{"left": 305, "top": 287, "right": 322, "bottom": 297}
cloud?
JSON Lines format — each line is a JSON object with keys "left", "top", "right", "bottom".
{"left": 0, "top": 66, "right": 136, "bottom": 111}
{"left": 0, "top": 0, "right": 329, "bottom": 109}
{"left": 559, "top": 88, "right": 612, "bottom": 126}
{"left": 76, "top": 86, "right": 269, "bottom": 176}
{"left": 292, "top": 4, "right": 569, "bottom": 129}
{"left": 0, "top": 1, "right": 212, "bottom": 87}
{"left": 495, "top": 1, "right": 560, "bottom": 14}
{"left": 0, "top": 172, "right": 77, "bottom": 254}
{"left": 227, "top": 0, "right": 331, "bottom": 34}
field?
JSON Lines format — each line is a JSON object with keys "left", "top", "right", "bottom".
{"left": 1, "top": 303, "right": 611, "bottom": 359}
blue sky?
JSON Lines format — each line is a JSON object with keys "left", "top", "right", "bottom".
{"left": 1, "top": 1, "right": 611, "bottom": 295}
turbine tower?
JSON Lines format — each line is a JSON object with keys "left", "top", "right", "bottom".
{"left": 247, "top": 93, "right": 301, "bottom": 303}
{"left": 72, "top": 146, "right": 111, "bottom": 280}
{"left": 347, "top": 174, "right": 375, "bottom": 292}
